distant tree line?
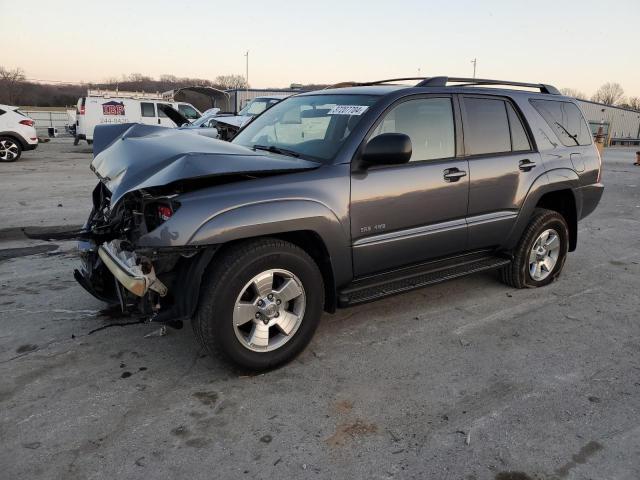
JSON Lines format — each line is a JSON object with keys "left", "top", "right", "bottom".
{"left": 0, "top": 66, "right": 249, "bottom": 107}
{"left": 561, "top": 83, "right": 640, "bottom": 110}
{"left": 3, "top": 66, "right": 638, "bottom": 112}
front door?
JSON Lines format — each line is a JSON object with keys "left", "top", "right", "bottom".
{"left": 350, "top": 96, "right": 469, "bottom": 277}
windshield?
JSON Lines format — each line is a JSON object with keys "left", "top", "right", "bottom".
{"left": 232, "top": 94, "right": 380, "bottom": 162}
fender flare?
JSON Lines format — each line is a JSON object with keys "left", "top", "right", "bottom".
{"left": 504, "top": 168, "right": 580, "bottom": 250}
{"left": 187, "top": 199, "right": 353, "bottom": 288}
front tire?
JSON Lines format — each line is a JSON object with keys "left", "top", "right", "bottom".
{"left": 193, "top": 238, "right": 324, "bottom": 371}
{"left": 0, "top": 137, "right": 22, "bottom": 162}
{"left": 501, "top": 208, "right": 569, "bottom": 288}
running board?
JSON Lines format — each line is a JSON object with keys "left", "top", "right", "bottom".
{"left": 338, "top": 254, "right": 511, "bottom": 306}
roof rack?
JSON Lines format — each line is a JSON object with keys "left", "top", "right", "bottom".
{"left": 415, "top": 76, "right": 561, "bottom": 95}
{"left": 325, "top": 76, "right": 560, "bottom": 95}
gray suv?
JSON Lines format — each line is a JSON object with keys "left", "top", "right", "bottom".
{"left": 73, "top": 76, "right": 604, "bottom": 370}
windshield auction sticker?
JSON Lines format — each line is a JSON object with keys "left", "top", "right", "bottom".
{"left": 327, "top": 105, "right": 369, "bottom": 115}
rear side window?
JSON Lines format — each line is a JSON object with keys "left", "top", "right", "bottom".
{"left": 463, "top": 97, "right": 511, "bottom": 155}
{"left": 0, "top": 109, "right": 5, "bottom": 115}
{"left": 506, "top": 103, "right": 531, "bottom": 151}
{"left": 463, "top": 97, "right": 533, "bottom": 155}
{"left": 530, "top": 100, "right": 592, "bottom": 146}
{"left": 141, "top": 102, "right": 155, "bottom": 117}
{"left": 371, "top": 97, "right": 456, "bottom": 162}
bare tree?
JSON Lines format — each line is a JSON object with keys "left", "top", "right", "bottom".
{"left": 560, "top": 87, "right": 586, "bottom": 99}
{"left": 0, "top": 66, "right": 26, "bottom": 104}
{"left": 160, "top": 74, "right": 178, "bottom": 83}
{"left": 591, "top": 82, "right": 625, "bottom": 106}
{"left": 214, "top": 74, "right": 249, "bottom": 89}
{"left": 626, "top": 96, "right": 640, "bottom": 111}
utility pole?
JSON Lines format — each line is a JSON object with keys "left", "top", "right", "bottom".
{"left": 471, "top": 58, "right": 477, "bottom": 79}
{"left": 245, "top": 50, "right": 249, "bottom": 90}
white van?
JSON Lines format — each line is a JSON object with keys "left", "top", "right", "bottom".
{"left": 75, "top": 89, "right": 201, "bottom": 145}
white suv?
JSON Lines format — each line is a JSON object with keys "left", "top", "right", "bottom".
{"left": 0, "top": 105, "right": 38, "bottom": 162}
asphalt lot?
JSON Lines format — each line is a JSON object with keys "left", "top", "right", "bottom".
{"left": 1, "top": 139, "right": 639, "bottom": 480}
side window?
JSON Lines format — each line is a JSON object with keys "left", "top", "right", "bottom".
{"left": 506, "top": 102, "right": 531, "bottom": 152}
{"left": 0, "top": 109, "right": 5, "bottom": 115}
{"left": 178, "top": 104, "right": 200, "bottom": 120}
{"left": 463, "top": 97, "right": 511, "bottom": 155}
{"left": 371, "top": 97, "right": 455, "bottom": 162}
{"left": 157, "top": 103, "right": 170, "bottom": 118}
{"left": 530, "top": 100, "right": 592, "bottom": 146}
{"left": 140, "top": 102, "right": 155, "bottom": 117}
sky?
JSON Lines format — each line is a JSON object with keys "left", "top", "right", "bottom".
{"left": 2, "top": 0, "right": 639, "bottom": 97}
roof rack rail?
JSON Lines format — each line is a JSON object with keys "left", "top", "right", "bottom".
{"left": 323, "top": 78, "right": 427, "bottom": 89}
{"left": 325, "top": 76, "right": 561, "bottom": 95}
{"left": 415, "top": 76, "right": 561, "bottom": 95}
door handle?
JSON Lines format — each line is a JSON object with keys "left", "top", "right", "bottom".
{"left": 519, "top": 159, "right": 536, "bottom": 172}
{"left": 443, "top": 168, "right": 467, "bottom": 182}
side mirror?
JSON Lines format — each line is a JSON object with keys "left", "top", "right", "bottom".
{"left": 361, "top": 133, "right": 412, "bottom": 167}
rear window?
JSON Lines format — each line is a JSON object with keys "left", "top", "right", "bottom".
{"left": 141, "top": 102, "right": 155, "bottom": 117}
{"left": 530, "top": 99, "right": 592, "bottom": 146}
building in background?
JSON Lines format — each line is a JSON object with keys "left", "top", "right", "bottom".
{"left": 577, "top": 100, "right": 640, "bottom": 147}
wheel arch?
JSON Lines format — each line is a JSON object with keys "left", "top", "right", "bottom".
{"left": 0, "top": 132, "right": 27, "bottom": 149}
{"left": 209, "top": 230, "right": 339, "bottom": 313}
{"left": 535, "top": 189, "right": 578, "bottom": 251}
{"left": 505, "top": 168, "right": 580, "bottom": 251}
{"left": 183, "top": 200, "right": 352, "bottom": 313}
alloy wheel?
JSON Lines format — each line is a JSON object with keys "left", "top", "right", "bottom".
{"left": 528, "top": 228, "right": 561, "bottom": 281}
{"left": 0, "top": 139, "right": 19, "bottom": 161}
{"left": 232, "top": 269, "right": 306, "bottom": 352}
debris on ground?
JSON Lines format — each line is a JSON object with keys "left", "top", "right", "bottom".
{"left": 144, "top": 326, "right": 167, "bottom": 338}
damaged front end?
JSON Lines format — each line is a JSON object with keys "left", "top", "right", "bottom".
{"left": 75, "top": 182, "right": 216, "bottom": 328}
{"left": 72, "top": 167, "right": 219, "bottom": 329}
{"left": 71, "top": 122, "right": 319, "bottom": 328}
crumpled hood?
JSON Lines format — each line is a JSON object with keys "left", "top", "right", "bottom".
{"left": 90, "top": 123, "right": 320, "bottom": 205}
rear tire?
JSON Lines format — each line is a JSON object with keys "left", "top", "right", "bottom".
{"left": 0, "top": 136, "right": 22, "bottom": 162}
{"left": 193, "top": 238, "right": 324, "bottom": 371}
{"left": 501, "top": 208, "right": 569, "bottom": 289}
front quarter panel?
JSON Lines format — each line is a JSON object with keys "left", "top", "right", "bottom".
{"left": 136, "top": 164, "right": 353, "bottom": 286}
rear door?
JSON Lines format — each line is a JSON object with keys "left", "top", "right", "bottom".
{"left": 461, "top": 95, "right": 540, "bottom": 249}
{"left": 350, "top": 95, "right": 469, "bottom": 276}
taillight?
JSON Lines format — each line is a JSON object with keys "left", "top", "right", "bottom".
{"left": 157, "top": 204, "right": 173, "bottom": 221}
{"left": 595, "top": 146, "right": 603, "bottom": 183}
{"left": 78, "top": 106, "right": 85, "bottom": 115}
{"left": 19, "top": 119, "right": 34, "bottom": 127}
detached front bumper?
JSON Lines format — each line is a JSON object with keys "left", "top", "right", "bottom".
{"left": 97, "top": 241, "right": 167, "bottom": 297}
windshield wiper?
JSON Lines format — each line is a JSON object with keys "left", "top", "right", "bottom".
{"left": 252, "top": 144, "right": 300, "bottom": 158}
{"left": 554, "top": 122, "right": 580, "bottom": 146}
